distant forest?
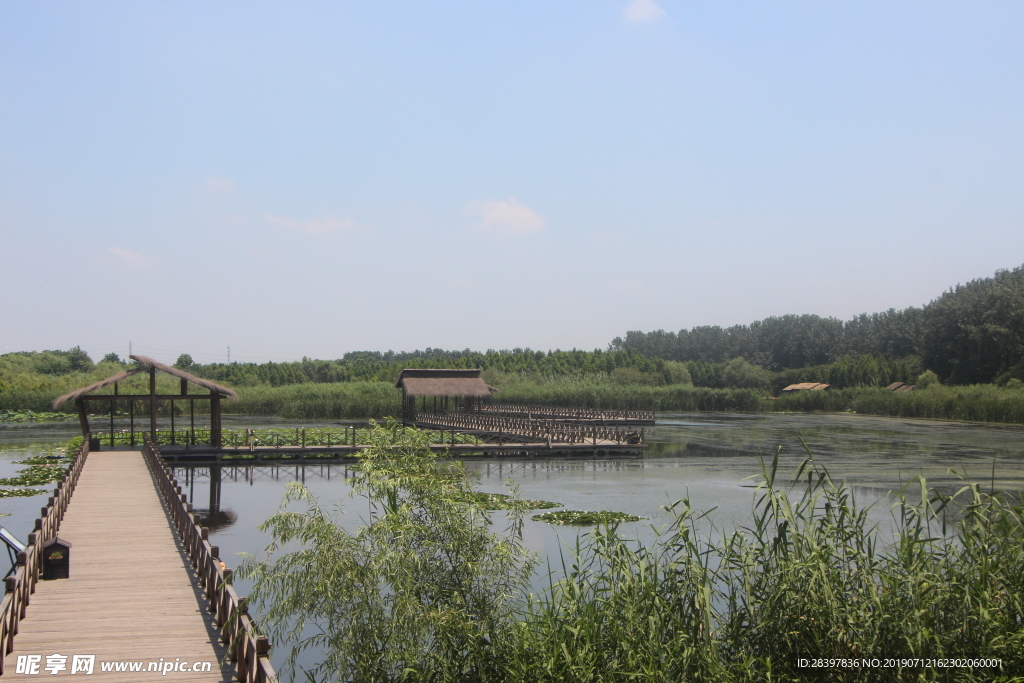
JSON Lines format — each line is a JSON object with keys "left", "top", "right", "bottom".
{"left": 2, "top": 265, "right": 1023, "bottom": 404}
{"left": 612, "top": 264, "right": 1024, "bottom": 387}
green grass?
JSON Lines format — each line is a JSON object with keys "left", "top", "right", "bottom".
{"left": 8, "top": 375, "right": 1024, "bottom": 425}
{"left": 226, "top": 381, "right": 402, "bottom": 419}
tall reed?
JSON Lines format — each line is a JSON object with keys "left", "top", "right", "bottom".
{"left": 509, "top": 449, "right": 1024, "bottom": 682}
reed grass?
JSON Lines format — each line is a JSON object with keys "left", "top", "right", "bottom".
{"left": 508, "top": 449, "right": 1024, "bottom": 682}
{"left": 226, "top": 382, "right": 402, "bottom": 419}
{"left": 8, "top": 375, "right": 1024, "bottom": 425}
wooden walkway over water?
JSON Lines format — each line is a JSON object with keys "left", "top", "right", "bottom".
{"left": 0, "top": 444, "right": 275, "bottom": 682}
{"left": 2, "top": 451, "right": 232, "bottom": 680}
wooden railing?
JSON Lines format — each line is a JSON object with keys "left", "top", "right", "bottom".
{"left": 141, "top": 438, "right": 277, "bottom": 683}
{"left": 95, "top": 426, "right": 367, "bottom": 450}
{"left": 1, "top": 440, "right": 90, "bottom": 673}
{"left": 415, "top": 412, "right": 644, "bottom": 446}
{"left": 479, "top": 403, "right": 656, "bottom": 423}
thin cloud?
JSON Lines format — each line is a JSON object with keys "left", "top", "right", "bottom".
{"left": 463, "top": 196, "right": 545, "bottom": 236}
{"left": 107, "top": 247, "right": 153, "bottom": 270}
{"left": 265, "top": 212, "right": 365, "bottom": 236}
{"left": 624, "top": 0, "right": 665, "bottom": 23}
{"left": 204, "top": 176, "right": 236, "bottom": 193}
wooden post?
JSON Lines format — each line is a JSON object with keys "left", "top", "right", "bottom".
{"left": 170, "top": 400, "right": 176, "bottom": 445}
{"left": 129, "top": 399, "right": 135, "bottom": 446}
{"left": 76, "top": 398, "right": 90, "bottom": 444}
{"left": 149, "top": 366, "right": 158, "bottom": 443}
{"left": 109, "top": 393, "right": 115, "bottom": 447}
{"left": 211, "top": 391, "right": 222, "bottom": 449}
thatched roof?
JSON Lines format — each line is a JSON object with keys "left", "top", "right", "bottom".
{"left": 781, "top": 382, "right": 831, "bottom": 392}
{"left": 394, "top": 369, "right": 497, "bottom": 397}
{"left": 51, "top": 369, "right": 144, "bottom": 408}
{"left": 52, "top": 355, "right": 239, "bottom": 408}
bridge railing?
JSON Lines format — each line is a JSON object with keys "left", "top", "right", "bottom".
{"left": 415, "top": 412, "right": 644, "bottom": 446}
{"left": 480, "top": 403, "right": 656, "bottom": 423}
{"left": 0, "top": 439, "right": 90, "bottom": 673}
{"left": 141, "top": 437, "right": 277, "bottom": 683}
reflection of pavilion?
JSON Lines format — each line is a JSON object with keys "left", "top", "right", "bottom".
{"left": 186, "top": 465, "right": 238, "bottom": 533}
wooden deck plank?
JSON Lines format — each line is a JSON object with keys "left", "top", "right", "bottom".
{"left": 2, "top": 451, "right": 235, "bottom": 682}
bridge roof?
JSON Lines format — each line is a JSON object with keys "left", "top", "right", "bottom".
{"left": 394, "top": 368, "right": 496, "bottom": 397}
{"left": 52, "top": 354, "right": 238, "bottom": 408}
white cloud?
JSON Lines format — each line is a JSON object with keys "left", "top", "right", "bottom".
{"left": 463, "top": 196, "right": 545, "bottom": 236}
{"left": 265, "top": 212, "right": 364, "bottom": 236}
{"left": 623, "top": 0, "right": 665, "bottom": 23}
{"left": 107, "top": 247, "right": 153, "bottom": 270}
{"left": 204, "top": 176, "right": 236, "bottom": 193}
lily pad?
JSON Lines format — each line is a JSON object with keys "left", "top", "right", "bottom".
{"left": 0, "top": 488, "right": 46, "bottom": 498}
{"left": 531, "top": 510, "right": 643, "bottom": 526}
{"left": 465, "top": 491, "right": 562, "bottom": 511}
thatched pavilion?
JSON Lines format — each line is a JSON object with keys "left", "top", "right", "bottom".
{"left": 52, "top": 355, "right": 238, "bottom": 448}
{"left": 394, "top": 369, "right": 496, "bottom": 422}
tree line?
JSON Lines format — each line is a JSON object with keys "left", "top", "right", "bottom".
{"left": 3, "top": 265, "right": 1022, "bottom": 402}
{"left": 611, "top": 264, "right": 1024, "bottom": 385}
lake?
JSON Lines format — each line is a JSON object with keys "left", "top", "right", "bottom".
{"left": 3, "top": 412, "right": 1023, "bottom": 670}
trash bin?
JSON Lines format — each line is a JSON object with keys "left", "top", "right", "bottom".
{"left": 42, "top": 537, "right": 72, "bottom": 580}
{"left": 89, "top": 437, "right": 101, "bottom": 451}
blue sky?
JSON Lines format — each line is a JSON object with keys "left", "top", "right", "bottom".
{"left": 2, "top": 1, "right": 1022, "bottom": 364}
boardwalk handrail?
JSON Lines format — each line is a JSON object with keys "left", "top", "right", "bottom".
{"left": 480, "top": 403, "right": 655, "bottom": 423}
{"left": 414, "top": 412, "right": 644, "bottom": 446}
{"left": 141, "top": 437, "right": 277, "bottom": 683}
{"left": 1, "top": 440, "right": 90, "bottom": 674}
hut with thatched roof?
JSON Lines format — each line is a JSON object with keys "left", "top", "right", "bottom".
{"left": 781, "top": 382, "right": 832, "bottom": 392}
{"left": 394, "top": 369, "right": 496, "bottom": 422}
{"left": 52, "top": 355, "right": 238, "bottom": 448}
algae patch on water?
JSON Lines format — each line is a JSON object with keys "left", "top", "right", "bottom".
{"left": 531, "top": 510, "right": 643, "bottom": 525}
{"left": 465, "top": 491, "right": 562, "bottom": 510}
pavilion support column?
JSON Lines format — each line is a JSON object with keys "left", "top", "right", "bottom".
{"left": 75, "top": 399, "right": 90, "bottom": 444}
{"left": 211, "top": 391, "right": 222, "bottom": 449}
{"left": 149, "top": 367, "right": 158, "bottom": 443}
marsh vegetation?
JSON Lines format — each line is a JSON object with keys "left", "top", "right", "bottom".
{"left": 237, "top": 422, "right": 1024, "bottom": 682}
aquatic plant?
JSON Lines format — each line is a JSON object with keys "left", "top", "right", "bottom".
{"left": 530, "top": 510, "right": 643, "bottom": 526}
{"left": 236, "top": 419, "right": 537, "bottom": 682}
{"left": 0, "top": 409, "right": 75, "bottom": 422}
{"left": 467, "top": 491, "right": 561, "bottom": 510}
{"left": 0, "top": 488, "right": 46, "bottom": 498}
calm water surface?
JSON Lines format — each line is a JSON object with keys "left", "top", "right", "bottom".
{"left": 3, "top": 412, "right": 1023, "bottom": 670}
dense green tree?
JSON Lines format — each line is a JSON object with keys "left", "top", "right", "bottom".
{"left": 722, "top": 357, "right": 772, "bottom": 390}
{"left": 611, "top": 265, "right": 1024, "bottom": 385}
{"left": 921, "top": 265, "right": 1024, "bottom": 384}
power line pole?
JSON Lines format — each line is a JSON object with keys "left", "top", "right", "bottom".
{"left": 227, "top": 346, "right": 231, "bottom": 364}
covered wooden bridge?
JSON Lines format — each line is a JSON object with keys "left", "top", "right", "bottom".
{"left": 395, "top": 368, "right": 647, "bottom": 453}
{"left": 52, "top": 354, "right": 238, "bottom": 449}
{"left": 394, "top": 368, "right": 497, "bottom": 422}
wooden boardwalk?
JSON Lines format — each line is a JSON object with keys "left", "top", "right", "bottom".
{"left": 2, "top": 451, "right": 234, "bottom": 681}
